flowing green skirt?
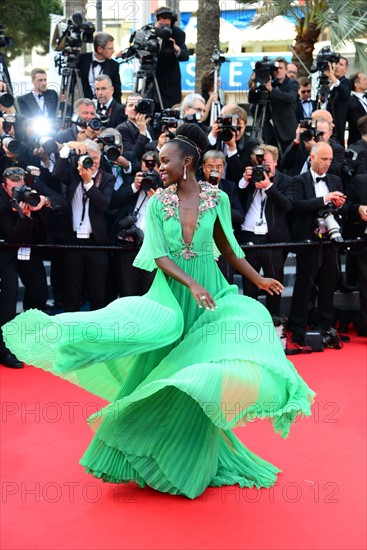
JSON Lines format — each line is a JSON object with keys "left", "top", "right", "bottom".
{"left": 3, "top": 257, "right": 315, "bottom": 499}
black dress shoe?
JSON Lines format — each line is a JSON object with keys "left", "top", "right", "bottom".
{"left": 0, "top": 353, "right": 24, "bottom": 369}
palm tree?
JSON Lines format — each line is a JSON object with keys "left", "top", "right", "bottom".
{"left": 195, "top": 0, "right": 220, "bottom": 91}
{"left": 238, "top": 0, "right": 367, "bottom": 75}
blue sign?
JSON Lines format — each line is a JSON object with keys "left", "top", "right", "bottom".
{"left": 118, "top": 53, "right": 292, "bottom": 95}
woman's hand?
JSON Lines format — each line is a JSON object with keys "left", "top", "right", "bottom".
{"left": 258, "top": 277, "right": 284, "bottom": 295}
{"left": 189, "top": 282, "right": 217, "bottom": 310}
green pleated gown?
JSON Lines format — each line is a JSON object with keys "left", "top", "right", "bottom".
{"left": 3, "top": 183, "right": 315, "bottom": 499}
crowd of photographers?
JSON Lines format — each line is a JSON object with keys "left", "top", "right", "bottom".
{"left": 0, "top": 9, "right": 366, "bottom": 369}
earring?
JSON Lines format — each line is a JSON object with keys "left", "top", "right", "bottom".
{"left": 183, "top": 165, "right": 187, "bottom": 180}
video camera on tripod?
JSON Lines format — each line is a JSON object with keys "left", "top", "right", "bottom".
{"left": 310, "top": 47, "right": 341, "bottom": 107}
{"left": 53, "top": 12, "right": 95, "bottom": 70}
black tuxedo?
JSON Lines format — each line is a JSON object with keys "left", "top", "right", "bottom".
{"left": 295, "top": 97, "right": 317, "bottom": 122}
{"left": 279, "top": 139, "right": 345, "bottom": 177}
{"left": 347, "top": 94, "right": 367, "bottom": 146}
{"left": 238, "top": 171, "right": 292, "bottom": 315}
{"left": 52, "top": 156, "right": 115, "bottom": 311}
{"left": 221, "top": 134, "right": 260, "bottom": 184}
{"left": 96, "top": 98, "right": 126, "bottom": 128}
{"left": 17, "top": 89, "right": 59, "bottom": 120}
{"left": 327, "top": 75, "right": 352, "bottom": 145}
{"left": 77, "top": 53, "right": 122, "bottom": 103}
{"left": 249, "top": 76, "right": 299, "bottom": 152}
{"left": 288, "top": 171, "right": 345, "bottom": 342}
{"left": 116, "top": 120, "right": 155, "bottom": 159}
{"left": 344, "top": 174, "right": 367, "bottom": 332}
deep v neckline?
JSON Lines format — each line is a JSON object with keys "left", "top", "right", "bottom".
{"left": 177, "top": 185, "right": 202, "bottom": 247}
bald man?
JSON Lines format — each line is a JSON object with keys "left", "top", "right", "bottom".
{"left": 287, "top": 142, "right": 346, "bottom": 346}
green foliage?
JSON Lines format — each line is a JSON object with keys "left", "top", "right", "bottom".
{"left": 0, "top": 0, "right": 63, "bottom": 62}
{"left": 238, "top": 0, "right": 367, "bottom": 70}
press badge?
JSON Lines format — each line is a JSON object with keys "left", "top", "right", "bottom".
{"left": 17, "top": 247, "right": 31, "bottom": 260}
{"left": 254, "top": 222, "right": 267, "bottom": 235}
{"left": 76, "top": 229, "right": 90, "bottom": 239}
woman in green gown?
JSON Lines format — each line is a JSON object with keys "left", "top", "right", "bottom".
{"left": 3, "top": 124, "right": 315, "bottom": 499}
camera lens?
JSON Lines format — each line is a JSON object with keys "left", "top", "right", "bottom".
{"left": 79, "top": 154, "right": 93, "bottom": 169}
{"left": 88, "top": 118, "right": 102, "bottom": 131}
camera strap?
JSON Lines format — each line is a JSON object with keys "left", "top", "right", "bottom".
{"left": 134, "top": 191, "right": 148, "bottom": 218}
{"left": 79, "top": 169, "right": 104, "bottom": 227}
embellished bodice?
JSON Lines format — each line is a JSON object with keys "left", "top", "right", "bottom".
{"left": 154, "top": 182, "right": 221, "bottom": 260}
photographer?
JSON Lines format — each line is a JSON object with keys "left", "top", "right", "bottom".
{"left": 116, "top": 93, "right": 156, "bottom": 159}
{"left": 77, "top": 32, "right": 121, "bottom": 103}
{"left": 0, "top": 166, "right": 67, "bottom": 367}
{"left": 107, "top": 151, "right": 159, "bottom": 298}
{"left": 201, "top": 150, "right": 244, "bottom": 283}
{"left": 287, "top": 142, "right": 347, "bottom": 346}
{"left": 248, "top": 57, "right": 299, "bottom": 154}
{"left": 51, "top": 139, "right": 115, "bottom": 311}
{"left": 55, "top": 98, "right": 101, "bottom": 144}
{"left": 347, "top": 72, "right": 367, "bottom": 146}
{"left": 208, "top": 103, "right": 259, "bottom": 184}
{"left": 344, "top": 173, "right": 367, "bottom": 336}
{"left": 279, "top": 116, "right": 345, "bottom": 177}
{"left": 94, "top": 74, "right": 126, "bottom": 128}
{"left": 17, "top": 68, "right": 58, "bottom": 121}
{"left": 238, "top": 145, "right": 293, "bottom": 316}
{"left": 325, "top": 56, "right": 351, "bottom": 145}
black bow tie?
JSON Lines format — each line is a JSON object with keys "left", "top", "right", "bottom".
{"left": 316, "top": 176, "right": 327, "bottom": 182}
{"left": 37, "top": 93, "right": 44, "bottom": 99}
{"left": 92, "top": 60, "right": 104, "bottom": 68}
{"left": 302, "top": 99, "right": 311, "bottom": 103}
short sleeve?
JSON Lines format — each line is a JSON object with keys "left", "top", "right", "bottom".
{"left": 133, "top": 195, "right": 171, "bottom": 271}
{"left": 216, "top": 191, "right": 245, "bottom": 260}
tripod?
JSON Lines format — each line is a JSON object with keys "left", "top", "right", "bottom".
{"left": 315, "top": 73, "right": 331, "bottom": 110}
{"left": 56, "top": 59, "right": 84, "bottom": 129}
{"left": 134, "top": 57, "right": 164, "bottom": 111}
{"left": 209, "top": 65, "right": 222, "bottom": 125}
{"left": 250, "top": 89, "right": 269, "bottom": 142}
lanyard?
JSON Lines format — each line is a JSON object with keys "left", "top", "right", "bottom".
{"left": 79, "top": 170, "right": 103, "bottom": 227}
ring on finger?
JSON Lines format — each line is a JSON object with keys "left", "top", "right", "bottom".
{"left": 200, "top": 295, "right": 206, "bottom": 300}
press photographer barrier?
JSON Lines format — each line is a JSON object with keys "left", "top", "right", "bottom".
{"left": 0, "top": 238, "right": 364, "bottom": 253}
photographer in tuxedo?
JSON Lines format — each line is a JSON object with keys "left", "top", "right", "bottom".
{"left": 94, "top": 74, "right": 126, "bottom": 128}
{"left": 77, "top": 32, "right": 121, "bottom": 103}
{"left": 347, "top": 72, "right": 367, "bottom": 146}
{"left": 238, "top": 145, "right": 293, "bottom": 316}
{"left": 287, "top": 142, "right": 346, "bottom": 346}
{"left": 17, "top": 68, "right": 58, "bottom": 121}
{"left": 325, "top": 56, "right": 351, "bottom": 146}
{"left": 52, "top": 139, "right": 115, "bottom": 311}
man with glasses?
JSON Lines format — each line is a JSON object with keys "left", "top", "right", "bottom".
{"left": 77, "top": 32, "right": 122, "bottom": 103}
{"left": 287, "top": 63, "right": 298, "bottom": 80}
{"left": 94, "top": 74, "right": 126, "bottom": 128}
{"left": 296, "top": 77, "right": 316, "bottom": 121}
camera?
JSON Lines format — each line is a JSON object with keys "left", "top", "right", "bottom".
{"left": 153, "top": 109, "right": 181, "bottom": 136}
{"left": 211, "top": 45, "right": 227, "bottom": 66}
{"left": 322, "top": 328, "right": 343, "bottom": 349}
{"left": 78, "top": 154, "right": 94, "bottom": 169}
{"left": 208, "top": 170, "right": 220, "bottom": 185}
{"left": 116, "top": 211, "right": 144, "bottom": 248}
{"left": 316, "top": 204, "right": 343, "bottom": 242}
{"left": 0, "top": 92, "right": 14, "bottom": 108}
{"left": 254, "top": 56, "right": 279, "bottom": 84}
{"left": 1, "top": 113, "right": 16, "bottom": 134}
{"left": 71, "top": 113, "right": 102, "bottom": 131}
{"left": 155, "top": 25, "right": 173, "bottom": 42}
{"left": 217, "top": 115, "right": 239, "bottom": 142}
{"left": 183, "top": 113, "right": 202, "bottom": 124}
{"left": 68, "top": 149, "right": 94, "bottom": 170}
{"left": 38, "top": 136, "right": 59, "bottom": 155}
{"left": 53, "top": 12, "right": 95, "bottom": 71}
{"left": 311, "top": 46, "right": 340, "bottom": 73}
{"left": 341, "top": 149, "right": 358, "bottom": 179}
{"left": 299, "top": 120, "right": 324, "bottom": 143}
{"left": 250, "top": 166, "right": 268, "bottom": 184}
{"left": 1, "top": 134, "right": 22, "bottom": 156}
{"left": 98, "top": 135, "right": 121, "bottom": 162}
{"left": 135, "top": 98, "right": 155, "bottom": 117}
{"left": 141, "top": 160, "right": 162, "bottom": 191}
{"left": 0, "top": 22, "right": 13, "bottom": 48}
{"left": 11, "top": 185, "right": 40, "bottom": 208}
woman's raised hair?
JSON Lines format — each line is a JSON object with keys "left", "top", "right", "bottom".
{"left": 173, "top": 123, "right": 209, "bottom": 155}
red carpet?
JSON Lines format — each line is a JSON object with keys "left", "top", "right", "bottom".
{"left": 1, "top": 335, "right": 366, "bottom": 550}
